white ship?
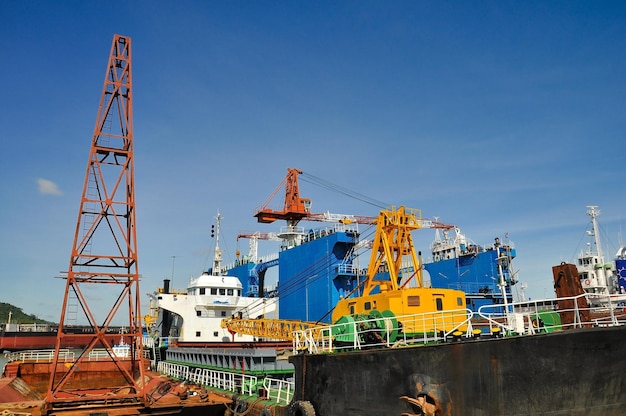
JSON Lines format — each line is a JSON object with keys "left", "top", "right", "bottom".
{"left": 147, "top": 213, "right": 279, "bottom": 344}
{"left": 575, "top": 206, "right": 624, "bottom": 305}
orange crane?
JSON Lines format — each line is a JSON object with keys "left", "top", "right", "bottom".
{"left": 254, "top": 167, "right": 312, "bottom": 225}
{"left": 253, "top": 167, "right": 454, "bottom": 229}
{"left": 253, "top": 167, "right": 380, "bottom": 226}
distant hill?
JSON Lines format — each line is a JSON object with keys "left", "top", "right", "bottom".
{"left": 0, "top": 302, "right": 54, "bottom": 324}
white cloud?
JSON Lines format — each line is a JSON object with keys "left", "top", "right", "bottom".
{"left": 37, "top": 178, "right": 62, "bottom": 196}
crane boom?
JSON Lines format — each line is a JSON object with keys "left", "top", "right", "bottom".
{"left": 237, "top": 232, "right": 281, "bottom": 241}
{"left": 253, "top": 168, "right": 455, "bottom": 228}
{"left": 221, "top": 316, "right": 325, "bottom": 341}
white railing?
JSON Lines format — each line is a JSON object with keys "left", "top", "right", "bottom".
{"left": 478, "top": 293, "right": 626, "bottom": 335}
{"left": 157, "top": 361, "right": 294, "bottom": 404}
{"left": 143, "top": 335, "right": 155, "bottom": 348}
{"left": 293, "top": 308, "right": 472, "bottom": 354}
{"left": 86, "top": 348, "right": 138, "bottom": 360}
{"left": 5, "top": 346, "right": 147, "bottom": 363}
{"left": 4, "top": 349, "right": 75, "bottom": 363}
{"left": 143, "top": 336, "right": 177, "bottom": 348}
{"left": 262, "top": 376, "right": 294, "bottom": 404}
{"left": 293, "top": 293, "right": 626, "bottom": 354}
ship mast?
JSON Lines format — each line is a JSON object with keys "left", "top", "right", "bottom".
{"left": 588, "top": 205, "right": 604, "bottom": 261}
{"left": 212, "top": 212, "right": 224, "bottom": 276}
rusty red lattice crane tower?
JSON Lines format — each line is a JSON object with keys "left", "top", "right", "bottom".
{"left": 46, "top": 34, "right": 145, "bottom": 407}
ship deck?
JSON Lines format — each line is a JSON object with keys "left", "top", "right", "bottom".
{"left": 0, "top": 361, "right": 231, "bottom": 416}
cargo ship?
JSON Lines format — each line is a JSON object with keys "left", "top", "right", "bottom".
{"left": 287, "top": 279, "right": 626, "bottom": 416}
{"left": 227, "top": 169, "right": 525, "bottom": 320}
{"left": 144, "top": 169, "right": 626, "bottom": 415}
{"left": 148, "top": 169, "right": 523, "bottom": 348}
{"left": 152, "top": 204, "right": 626, "bottom": 415}
{"left": 575, "top": 205, "right": 625, "bottom": 305}
{"left": 423, "top": 227, "right": 517, "bottom": 311}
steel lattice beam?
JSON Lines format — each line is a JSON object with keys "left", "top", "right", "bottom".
{"left": 45, "top": 34, "right": 145, "bottom": 408}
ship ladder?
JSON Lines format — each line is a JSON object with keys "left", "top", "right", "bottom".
{"left": 65, "top": 287, "right": 79, "bottom": 326}
{"left": 152, "top": 345, "right": 162, "bottom": 370}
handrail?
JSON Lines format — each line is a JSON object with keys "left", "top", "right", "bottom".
{"left": 157, "top": 361, "right": 294, "bottom": 404}
{"left": 478, "top": 292, "right": 626, "bottom": 335}
{"left": 294, "top": 308, "right": 473, "bottom": 353}
{"left": 294, "top": 293, "right": 626, "bottom": 354}
{"left": 4, "top": 349, "right": 75, "bottom": 363}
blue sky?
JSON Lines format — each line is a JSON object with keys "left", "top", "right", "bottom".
{"left": 1, "top": 1, "right": 625, "bottom": 323}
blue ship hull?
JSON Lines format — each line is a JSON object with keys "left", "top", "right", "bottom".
{"left": 228, "top": 226, "right": 361, "bottom": 323}
{"left": 227, "top": 224, "right": 515, "bottom": 321}
{"left": 424, "top": 247, "right": 516, "bottom": 311}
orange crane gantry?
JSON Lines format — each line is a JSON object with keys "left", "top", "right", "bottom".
{"left": 46, "top": 34, "right": 145, "bottom": 410}
{"left": 252, "top": 167, "right": 455, "bottom": 229}
{"left": 254, "top": 168, "right": 312, "bottom": 225}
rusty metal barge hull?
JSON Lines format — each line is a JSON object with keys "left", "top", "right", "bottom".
{"left": 289, "top": 324, "right": 626, "bottom": 416}
{"left": 0, "top": 327, "right": 127, "bottom": 352}
{"left": 0, "top": 360, "right": 230, "bottom": 416}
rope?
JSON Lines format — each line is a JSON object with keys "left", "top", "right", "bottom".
{"left": 224, "top": 396, "right": 264, "bottom": 416}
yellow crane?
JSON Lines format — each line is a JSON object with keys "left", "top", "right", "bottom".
{"left": 331, "top": 206, "right": 467, "bottom": 336}
{"left": 220, "top": 315, "right": 325, "bottom": 341}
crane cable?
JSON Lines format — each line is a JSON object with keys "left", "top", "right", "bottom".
{"left": 299, "top": 171, "right": 389, "bottom": 210}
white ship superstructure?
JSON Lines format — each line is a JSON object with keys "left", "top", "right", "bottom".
{"left": 149, "top": 213, "right": 278, "bottom": 343}
{"left": 576, "top": 206, "right": 620, "bottom": 305}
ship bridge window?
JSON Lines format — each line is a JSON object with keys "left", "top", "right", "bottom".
{"left": 221, "top": 311, "right": 227, "bottom": 317}
{"left": 196, "top": 331, "right": 201, "bottom": 337}
{"left": 435, "top": 298, "right": 443, "bottom": 311}
{"left": 219, "top": 288, "right": 226, "bottom": 295}
{"left": 457, "top": 297, "right": 463, "bottom": 306}
{"left": 211, "top": 288, "right": 217, "bottom": 295}
{"left": 364, "top": 301, "right": 372, "bottom": 311}
{"left": 349, "top": 303, "right": 356, "bottom": 315}
{"left": 227, "top": 289, "right": 234, "bottom": 296}
{"left": 199, "top": 288, "right": 206, "bottom": 295}
{"left": 238, "top": 290, "right": 242, "bottom": 296}
{"left": 197, "top": 310, "right": 201, "bottom": 317}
